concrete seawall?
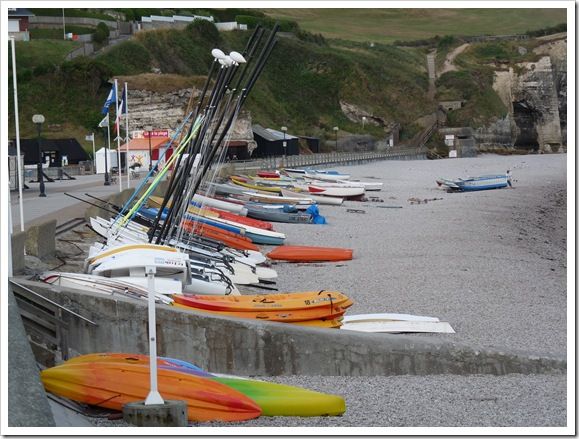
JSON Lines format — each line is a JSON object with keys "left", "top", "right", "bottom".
{"left": 15, "top": 279, "right": 565, "bottom": 377}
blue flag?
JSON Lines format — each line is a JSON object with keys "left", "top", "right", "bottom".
{"left": 101, "top": 85, "right": 116, "bottom": 115}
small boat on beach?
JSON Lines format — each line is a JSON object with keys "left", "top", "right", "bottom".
{"left": 436, "top": 172, "right": 512, "bottom": 192}
{"left": 245, "top": 204, "right": 314, "bottom": 224}
{"left": 306, "top": 185, "right": 365, "bottom": 200}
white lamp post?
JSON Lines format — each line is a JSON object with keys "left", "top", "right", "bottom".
{"left": 144, "top": 266, "right": 164, "bottom": 405}
{"left": 333, "top": 126, "right": 339, "bottom": 153}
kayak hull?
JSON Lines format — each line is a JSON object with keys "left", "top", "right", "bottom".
{"left": 267, "top": 245, "right": 354, "bottom": 262}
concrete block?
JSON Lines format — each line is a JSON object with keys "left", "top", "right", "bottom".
{"left": 25, "top": 219, "right": 56, "bottom": 260}
{"left": 11, "top": 231, "right": 26, "bottom": 274}
{"left": 123, "top": 400, "right": 188, "bottom": 427}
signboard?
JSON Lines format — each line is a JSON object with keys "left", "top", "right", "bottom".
{"left": 132, "top": 130, "right": 169, "bottom": 139}
{"left": 144, "top": 130, "right": 169, "bottom": 138}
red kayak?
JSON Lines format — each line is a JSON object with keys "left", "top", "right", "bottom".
{"left": 267, "top": 245, "right": 353, "bottom": 262}
{"left": 257, "top": 171, "right": 280, "bottom": 178}
{"left": 207, "top": 207, "right": 274, "bottom": 231}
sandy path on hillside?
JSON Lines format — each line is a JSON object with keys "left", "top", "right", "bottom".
{"left": 438, "top": 42, "right": 470, "bottom": 76}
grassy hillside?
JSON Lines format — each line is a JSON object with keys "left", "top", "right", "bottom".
{"left": 262, "top": 8, "right": 566, "bottom": 44}
{"left": 8, "top": 21, "right": 431, "bottom": 147}
{"left": 7, "top": 9, "right": 567, "bottom": 152}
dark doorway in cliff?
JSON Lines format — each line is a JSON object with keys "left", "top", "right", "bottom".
{"left": 513, "top": 101, "right": 539, "bottom": 150}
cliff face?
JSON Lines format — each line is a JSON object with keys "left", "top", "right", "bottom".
{"left": 482, "top": 36, "right": 566, "bottom": 153}
{"left": 125, "top": 88, "right": 255, "bottom": 146}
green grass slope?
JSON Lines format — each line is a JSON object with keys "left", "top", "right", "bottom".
{"left": 262, "top": 8, "right": 566, "bottom": 44}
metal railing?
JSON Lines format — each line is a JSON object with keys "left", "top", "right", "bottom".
{"left": 232, "top": 148, "right": 426, "bottom": 173}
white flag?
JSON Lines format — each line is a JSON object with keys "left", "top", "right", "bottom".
{"left": 98, "top": 114, "right": 109, "bottom": 128}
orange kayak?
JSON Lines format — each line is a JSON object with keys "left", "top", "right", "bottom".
{"left": 41, "top": 362, "right": 261, "bottom": 422}
{"left": 267, "top": 245, "right": 353, "bottom": 262}
{"left": 171, "top": 300, "right": 348, "bottom": 322}
{"left": 175, "top": 291, "right": 353, "bottom": 312}
{"left": 182, "top": 220, "right": 259, "bottom": 251}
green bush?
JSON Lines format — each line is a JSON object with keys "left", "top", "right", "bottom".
{"left": 296, "top": 30, "right": 327, "bottom": 46}
{"left": 437, "top": 35, "right": 456, "bottom": 50}
{"left": 184, "top": 19, "right": 221, "bottom": 44}
{"left": 96, "top": 41, "right": 151, "bottom": 75}
{"left": 60, "top": 57, "right": 112, "bottom": 92}
{"left": 93, "top": 22, "right": 110, "bottom": 44}
{"left": 526, "top": 22, "right": 566, "bottom": 37}
{"left": 33, "top": 62, "right": 57, "bottom": 77}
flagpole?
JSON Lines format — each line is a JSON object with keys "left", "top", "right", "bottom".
{"left": 10, "top": 37, "right": 25, "bottom": 232}
{"left": 125, "top": 82, "right": 130, "bottom": 188}
{"left": 114, "top": 79, "right": 122, "bottom": 192}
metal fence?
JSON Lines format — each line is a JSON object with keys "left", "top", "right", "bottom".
{"left": 232, "top": 148, "right": 426, "bottom": 173}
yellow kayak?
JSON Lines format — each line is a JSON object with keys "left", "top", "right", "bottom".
{"left": 230, "top": 176, "right": 283, "bottom": 193}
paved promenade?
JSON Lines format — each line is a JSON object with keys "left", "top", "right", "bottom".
{"left": 10, "top": 173, "right": 144, "bottom": 230}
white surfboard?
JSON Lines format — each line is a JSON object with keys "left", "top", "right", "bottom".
{"left": 340, "top": 321, "right": 455, "bottom": 334}
{"left": 343, "top": 313, "right": 440, "bottom": 323}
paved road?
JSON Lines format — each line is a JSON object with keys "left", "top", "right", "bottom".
{"left": 10, "top": 173, "right": 144, "bottom": 231}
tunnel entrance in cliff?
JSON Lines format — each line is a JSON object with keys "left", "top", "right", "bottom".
{"left": 513, "top": 101, "right": 540, "bottom": 150}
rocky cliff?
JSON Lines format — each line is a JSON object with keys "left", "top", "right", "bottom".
{"left": 482, "top": 35, "right": 566, "bottom": 152}
{"left": 125, "top": 87, "right": 255, "bottom": 147}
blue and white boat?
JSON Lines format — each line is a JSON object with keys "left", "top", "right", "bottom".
{"left": 436, "top": 172, "right": 512, "bottom": 192}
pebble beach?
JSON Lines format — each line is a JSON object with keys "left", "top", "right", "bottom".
{"left": 80, "top": 153, "right": 569, "bottom": 430}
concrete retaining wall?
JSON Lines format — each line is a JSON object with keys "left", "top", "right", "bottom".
{"left": 16, "top": 279, "right": 566, "bottom": 377}
{"left": 25, "top": 220, "right": 56, "bottom": 260}
{"left": 11, "top": 231, "right": 26, "bottom": 275}
{"left": 8, "top": 288, "right": 55, "bottom": 427}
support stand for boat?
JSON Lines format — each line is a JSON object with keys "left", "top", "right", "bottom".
{"left": 122, "top": 267, "right": 188, "bottom": 427}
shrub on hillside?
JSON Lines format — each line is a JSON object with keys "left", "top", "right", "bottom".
{"left": 296, "top": 30, "right": 327, "bottom": 46}
{"left": 33, "top": 62, "right": 57, "bottom": 77}
{"left": 210, "top": 9, "right": 265, "bottom": 22}
{"left": 526, "top": 22, "right": 566, "bottom": 37}
{"left": 60, "top": 57, "right": 112, "bottom": 95}
{"left": 185, "top": 19, "right": 221, "bottom": 44}
{"left": 97, "top": 41, "right": 151, "bottom": 75}
{"left": 93, "top": 22, "right": 110, "bottom": 44}
{"left": 437, "top": 35, "right": 456, "bottom": 50}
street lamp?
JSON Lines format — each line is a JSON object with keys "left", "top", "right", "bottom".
{"left": 362, "top": 116, "right": 367, "bottom": 130}
{"left": 103, "top": 126, "right": 111, "bottom": 186}
{"left": 32, "top": 114, "right": 46, "bottom": 197}
{"left": 333, "top": 126, "right": 339, "bottom": 153}
{"left": 281, "top": 126, "right": 287, "bottom": 165}
{"left": 145, "top": 125, "right": 153, "bottom": 171}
